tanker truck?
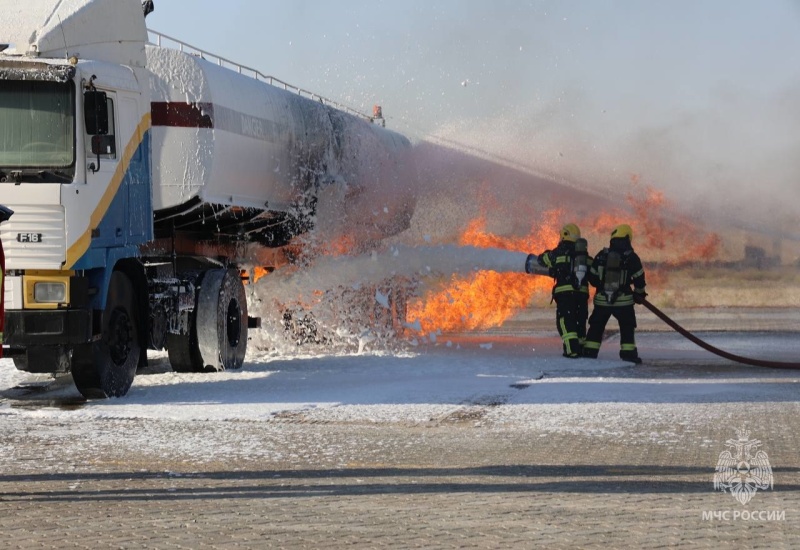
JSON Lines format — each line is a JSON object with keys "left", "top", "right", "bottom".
{"left": 0, "top": 0, "right": 416, "bottom": 398}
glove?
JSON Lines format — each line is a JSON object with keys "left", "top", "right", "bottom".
{"left": 633, "top": 291, "right": 647, "bottom": 304}
{"left": 525, "top": 254, "right": 538, "bottom": 274}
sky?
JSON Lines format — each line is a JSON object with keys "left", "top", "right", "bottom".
{"left": 146, "top": 0, "right": 800, "bottom": 230}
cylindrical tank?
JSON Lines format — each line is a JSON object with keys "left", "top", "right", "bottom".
{"left": 146, "top": 45, "right": 416, "bottom": 244}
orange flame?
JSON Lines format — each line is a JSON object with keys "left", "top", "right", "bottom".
{"left": 407, "top": 179, "right": 723, "bottom": 334}
{"left": 407, "top": 211, "right": 561, "bottom": 334}
{"left": 252, "top": 266, "right": 271, "bottom": 283}
{"left": 623, "top": 182, "right": 723, "bottom": 263}
{"left": 407, "top": 271, "right": 549, "bottom": 333}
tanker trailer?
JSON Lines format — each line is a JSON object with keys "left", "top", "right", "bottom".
{"left": 143, "top": 40, "right": 416, "bottom": 373}
{"left": 0, "top": 0, "right": 416, "bottom": 398}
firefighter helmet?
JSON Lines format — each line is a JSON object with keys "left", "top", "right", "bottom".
{"left": 611, "top": 224, "right": 633, "bottom": 241}
{"left": 560, "top": 223, "right": 581, "bottom": 242}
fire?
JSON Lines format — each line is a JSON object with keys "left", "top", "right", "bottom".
{"left": 252, "top": 266, "right": 271, "bottom": 283}
{"left": 461, "top": 208, "right": 565, "bottom": 252}
{"left": 252, "top": 175, "right": 722, "bottom": 337}
{"left": 407, "top": 179, "right": 723, "bottom": 335}
{"left": 623, "top": 182, "right": 723, "bottom": 263}
{"left": 250, "top": 232, "right": 359, "bottom": 285}
{"left": 407, "top": 211, "right": 561, "bottom": 334}
{"left": 407, "top": 271, "right": 548, "bottom": 333}
{"left": 320, "top": 233, "right": 359, "bottom": 256}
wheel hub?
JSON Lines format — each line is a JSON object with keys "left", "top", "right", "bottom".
{"left": 107, "top": 308, "right": 132, "bottom": 365}
{"left": 226, "top": 298, "right": 241, "bottom": 348}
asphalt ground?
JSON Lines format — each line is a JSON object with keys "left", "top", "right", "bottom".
{"left": 1, "top": 308, "right": 799, "bottom": 549}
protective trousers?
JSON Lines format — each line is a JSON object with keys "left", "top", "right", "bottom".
{"left": 554, "top": 292, "right": 588, "bottom": 357}
{"left": 583, "top": 304, "right": 639, "bottom": 361}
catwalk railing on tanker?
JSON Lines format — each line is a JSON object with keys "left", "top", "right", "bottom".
{"left": 147, "top": 29, "right": 374, "bottom": 123}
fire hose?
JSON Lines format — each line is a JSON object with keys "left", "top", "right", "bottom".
{"left": 641, "top": 298, "right": 800, "bottom": 370}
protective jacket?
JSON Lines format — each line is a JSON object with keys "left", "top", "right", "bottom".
{"left": 537, "top": 240, "right": 591, "bottom": 297}
{"left": 536, "top": 239, "right": 591, "bottom": 358}
{"left": 588, "top": 237, "right": 646, "bottom": 307}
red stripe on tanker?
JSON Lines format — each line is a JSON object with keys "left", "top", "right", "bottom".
{"left": 151, "top": 102, "right": 214, "bottom": 128}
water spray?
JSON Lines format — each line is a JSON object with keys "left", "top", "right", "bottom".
{"left": 249, "top": 244, "right": 549, "bottom": 351}
{"left": 254, "top": 244, "right": 542, "bottom": 302}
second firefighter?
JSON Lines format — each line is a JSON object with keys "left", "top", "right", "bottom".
{"left": 583, "top": 223, "right": 647, "bottom": 364}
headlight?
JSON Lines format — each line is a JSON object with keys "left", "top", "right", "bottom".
{"left": 34, "top": 282, "right": 67, "bottom": 303}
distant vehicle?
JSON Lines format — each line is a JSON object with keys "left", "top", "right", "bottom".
{"left": 0, "top": 0, "right": 416, "bottom": 397}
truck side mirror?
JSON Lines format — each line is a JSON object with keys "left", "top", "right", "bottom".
{"left": 84, "top": 90, "right": 109, "bottom": 135}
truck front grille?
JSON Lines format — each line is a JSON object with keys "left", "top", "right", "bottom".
{"left": 0, "top": 205, "right": 66, "bottom": 270}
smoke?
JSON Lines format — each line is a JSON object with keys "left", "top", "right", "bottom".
{"left": 415, "top": 79, "right": 800, "bottom": 235}
{"left": 307, "top": 1, "right": 800, "bottom": 236}
{"left": 613, "top": 82, "right": 800, "bottom": 228}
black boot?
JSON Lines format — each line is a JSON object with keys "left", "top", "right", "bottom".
{"left": 620, "top": 350, "right": 642, "bottom": 364}
{"left": 582, "top": 347, "right": 599, "bottom": 359}
{"left": 562, "top": 341, "right": 582, "bottom": 358}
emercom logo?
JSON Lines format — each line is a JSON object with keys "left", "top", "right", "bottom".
{"left": 713, "top": 427, "right": 774, "bottom": 505}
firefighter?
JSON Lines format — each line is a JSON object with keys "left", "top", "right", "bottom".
{"left": 583, "top": 223, "right": 647, "bottom": 364}
{"left": 526, "top": 223, "right": 591, "bottom": 358}
{"left": 0, "top": 205, "right": 13, "bottom": 359}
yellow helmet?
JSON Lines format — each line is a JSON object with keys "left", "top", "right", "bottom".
{"left": 611, "top": 224, "right": 633, "bottom": 241}
{"left": 560, "top": 223, "right": 581, "bottom": 242}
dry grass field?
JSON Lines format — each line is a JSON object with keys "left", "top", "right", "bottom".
{"left": 648, "top": 266, "right": 800, "bottom": 309}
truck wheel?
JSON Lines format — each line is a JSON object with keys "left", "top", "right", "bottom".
{"left": 72, "top": 271, "right": 140, "bottom": 399}
{"left": 196, "top": 268, "right": 248, "bottom": 371}
{"left": 166, "top": 330, "right": 203, "bottom": 373}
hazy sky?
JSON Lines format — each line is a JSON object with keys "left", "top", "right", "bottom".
{"left": 147, "top": 1, "right": 800, "bottom": 227}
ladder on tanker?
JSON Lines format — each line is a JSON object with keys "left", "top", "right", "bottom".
{"left": 147, "top": 29, "right": 375, "bottom": 123}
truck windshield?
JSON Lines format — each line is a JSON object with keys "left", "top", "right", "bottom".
{"left": 0, "top": 80, "right": 75, "bottom": 169}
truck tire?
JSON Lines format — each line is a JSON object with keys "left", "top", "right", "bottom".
{"left": 166, "top": 330, "right": 204, "bottom": 373}
{"left": 196, "top": 268, "right": 248, "bottom": 371}
{"left": 72, "top": 271, "right": 140, "bottom": 399}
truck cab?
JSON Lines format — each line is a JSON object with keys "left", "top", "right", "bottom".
{"left": 1, "top": 52, "right": 153, "bottom": 396}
